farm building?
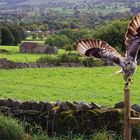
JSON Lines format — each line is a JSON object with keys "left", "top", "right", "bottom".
{"left": 20, "top": 42, "right": 58, "bottom": 54}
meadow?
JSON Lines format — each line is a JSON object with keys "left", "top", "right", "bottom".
{"left": 0, "top": 66, "right": 140, "bottom": 106}
{"left": 0, "top": 45, "right": 66, "bottom": 62}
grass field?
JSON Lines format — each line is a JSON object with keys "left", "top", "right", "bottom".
{"left": 0, "top": 66, "right": 140, "bottom": 106}
{"left": 0, "top": 45, "right": 19, "bottom": 53}
{"left": 0, "top": 45, "right": 66, "bottom": 62}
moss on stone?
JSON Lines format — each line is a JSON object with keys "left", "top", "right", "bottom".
{"left": 52, "top": 105, "right": 61, "bottom": 111}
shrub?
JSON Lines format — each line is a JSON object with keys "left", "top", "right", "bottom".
{"left": 91, "top": 131, "right": 111, "bottom": 140}
{"left": 91, "top": 130, "right": 124, "bottom": 140}
{"left": 37, "top": 53, "right": 79, "bottom": 65}
{"left": 81, "top": 57, "right": 104, "bottom": 67}
{"left": 33, "top": 134, "right": 49, "bottom": 140}
{"left": 36, "top": 53, "right": 109, "bottom": 67}
{"left": 93, "top": 59, "right": 105, "bottom": 67}
{"left": 21, "top": 121, "right": 48, "bottom": 140}
{"left": 36, "top": 55, "right": 60, "bottom": 66}
{"left": 32, "top": 132, "right": 123, "bottom": 140}
{"left": 58, "top": 53, "right": 79, "bottom": 63}
{"left": 0, "top": 114, "right": 24, "bottom": 140}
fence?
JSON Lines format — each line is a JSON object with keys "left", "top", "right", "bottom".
{"left": 124, "top": 88, "right": 140, "bottom": 140}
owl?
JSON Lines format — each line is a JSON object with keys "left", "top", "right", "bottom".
{"left": 77, "top": 13, "right": 140, "bottom": 87}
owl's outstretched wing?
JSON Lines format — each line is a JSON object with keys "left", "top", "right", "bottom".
{"left": 125, "top": 13, "right": 140, "bottom": 61}
{"left": 77, "top": 39, "right": 124, "bottom": 66}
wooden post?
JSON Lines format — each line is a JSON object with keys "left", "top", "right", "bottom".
{"left": 129, "top": 118, "right": 140, "bottom": 124}
{"left": 124, "top": 87, "right": 131, "bottom": 140}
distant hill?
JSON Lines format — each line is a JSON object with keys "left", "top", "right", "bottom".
{"left": 0, "top": 0, "right": 140, "bottom": 30}
{"left": 0, "top": 0, "right": 87, "bottom": 8}
{"left": 0, "top": 0, "right": 27, "bottom": 5}
{"left": 0, "top": 0, "right": 80, "bottom": 6}
{"left": 1, "top": 0, "right": 140, "bottom": 7}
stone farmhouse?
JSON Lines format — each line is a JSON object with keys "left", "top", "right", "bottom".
{"left": 20, "top": 42, "right": 58, "bottom": 54}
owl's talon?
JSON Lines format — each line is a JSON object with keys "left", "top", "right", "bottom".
{"left": 128, "top": 78, "right": 133, "bottom": 84}
{"left": 125, "top": 78, "right": 133, "bottom": 88}
{"left": 125, "top": 83, "right": 128, "bottom": 88}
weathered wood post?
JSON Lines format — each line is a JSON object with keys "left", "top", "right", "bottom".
{"left": 124, "top": 87, "right": 131, "bottom": 140}
{"left": 124, "top": 87, "right": 140, "bottom": 140}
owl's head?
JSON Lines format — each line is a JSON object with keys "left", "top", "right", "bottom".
{"left": 122, "top": 60, "right": 136, "bottom": 75}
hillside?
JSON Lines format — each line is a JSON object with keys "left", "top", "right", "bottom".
{"left": 1, "top": 0, "right": 140, "bottom": 32}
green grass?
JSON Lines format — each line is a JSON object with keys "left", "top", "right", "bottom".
{"left": 0, "top": 45, "right": 19, "bottom": 53}
{"left": 0, "top": 53, "right": 47, "bottom": 62}
{"left": 0, "top": 45, "right": 68, "bottom": 62}
{"left": 0, "top": 66, "right": 140, "bottom": 106}
{"left": 0, "top": 114, "right": 24, "bottom": 140}
{"left": 0, "top": 45, "right": 45, "bottom": 62}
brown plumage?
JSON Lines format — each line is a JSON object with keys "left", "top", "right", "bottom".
{"left": 77, "top": 39, "right": 123, "bottom": 66}
{"left": 77, "top": 13, "right": 140, "bottom": 87}
{"left": 125, "top": 13, "right": 140, "bottom": 61}
{"left": 125, "top": 13, "right": 140, "bottom": 47}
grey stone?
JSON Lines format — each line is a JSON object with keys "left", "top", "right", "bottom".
{"left": 56, "top": 100, "right": 62, "bottom": 106}
{"left": 23, "top": 110, "right": 40, "bottom": 116}
{"left": 65, "top": 101, "right": 76, "bottom": 110}
{"left": 39, "top": 101, "right": 46, "bottom": 111}
{"left": 131, "top": 104, "right": 140, "bottom": 113}
{"left": 6, "top": 99, "right": 13, "bottom": 107}
{"left": 0, "top": 106, "right": 10, "bottom": 113}
{"left": 76, "top": 101, "right": 92, "bottom": 110}
{"left": 60, "top": 102, "right": 70, "bottom": 110}
{"left": 114, "top": 102, "right": 124, "bottom": 109}
{"left": 13, "top": 109, "right": 23, "bottom": 116}
{"left": 20, "top": 101, "right": 31, "bottom": 110}
{"left": 0, "top": 99, "right": 6, "bottom": 106}
{"left": 91, "top": 102, "right": 101, "bottom": 109}
{"left": 30, "top": 102, "right": 40, "bottom": 110}
{"left": 12, "top": 101, "right": 21, "bottom": 109}
{"left": 44, "top": 102, "right": 54, "bottom": 111}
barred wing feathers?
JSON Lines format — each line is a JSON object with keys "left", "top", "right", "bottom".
{"left": 77, "top": 39, "right": 124, "bottom": 66}
{"left": 125, "top": 13, "right": 140, "bottom": 60}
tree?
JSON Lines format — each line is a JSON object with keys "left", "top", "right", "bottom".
{"left": 92, "top": 19, "right": 129, "bottom": 53}
{"left": 8, "top": 25, "right": 22, "bottom": 45}
{"left": 45, "top": 35, "right": 70, "bottom": 49}
{"left": 58, "top": 28, "right": 91, "bottom": 43}
{"left": 1, "top": 26, "right": 15, "bottom": 45}
{"left": 54, "top": 35, "right": 70, "bottom": 48}
{"left": 1, "top": 23, "right": 26, "bottom": 45}
{"left": 32, "top": 33, "right": 37, "bottom": 40}
{"left": 0, "top": 27, "right": 1, "bottom": 45}
{"left": 45, "top": 36, "right": 55, "bottom": 46}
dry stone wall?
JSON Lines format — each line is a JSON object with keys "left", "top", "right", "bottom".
{"left": 0, "top": 58, "right": 29, "bottom": 69}
{"left": 0, "top": 99, "right": 140, "bottom": 137}
{"left": 0, "top": 58, "right": 82, "bottom": 69}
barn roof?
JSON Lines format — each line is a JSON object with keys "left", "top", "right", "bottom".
{"left": 20, "top": 42, "right": 51, "bottom": 48}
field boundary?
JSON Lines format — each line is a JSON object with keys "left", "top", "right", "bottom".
{"left": 0, "top": 99, "right": 140, "bottom": 138}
